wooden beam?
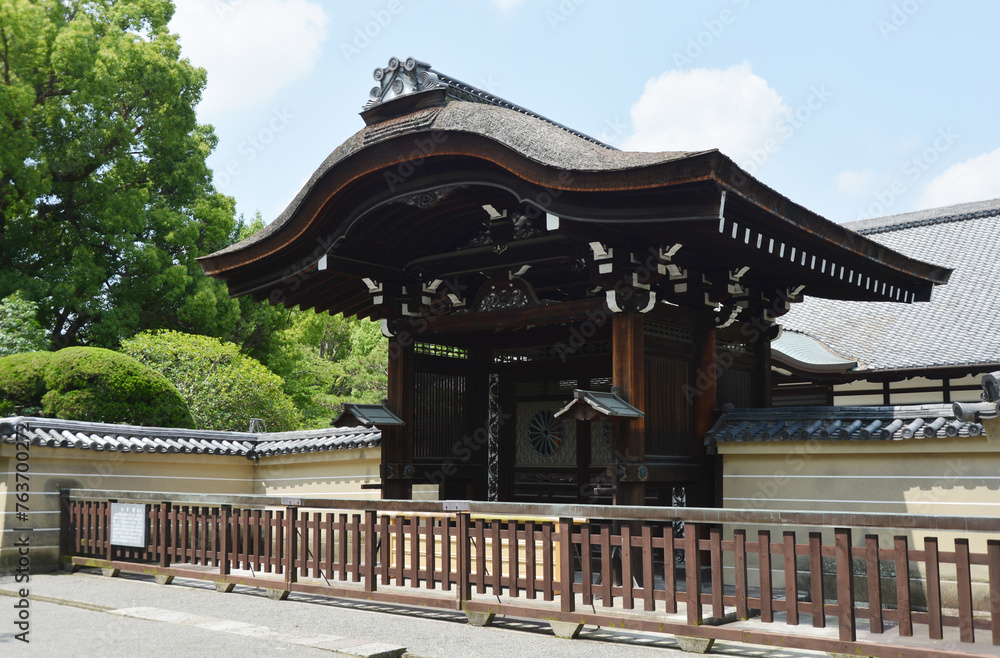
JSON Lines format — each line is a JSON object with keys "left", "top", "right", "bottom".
{"left": 410, "top": 298, "right": 608, "bottom": 337}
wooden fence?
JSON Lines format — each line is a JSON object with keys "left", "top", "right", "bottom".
{"left": 61, "top": 490, "right": 1000, "bottom": 657}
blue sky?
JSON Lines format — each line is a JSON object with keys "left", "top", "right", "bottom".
{"left": 169, "top": 0, "right": 1000, "bottom": 226}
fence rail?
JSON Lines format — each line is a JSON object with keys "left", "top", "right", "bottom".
{"left": 61, "top": 490, "right": 1000, "bottom": 657}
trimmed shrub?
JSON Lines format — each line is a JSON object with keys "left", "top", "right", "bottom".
{"left": 0, "top": 347, "right": 195, "bottom": 427}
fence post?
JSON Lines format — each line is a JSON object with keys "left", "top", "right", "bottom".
{"left": 685, "top": 522, "right": 702, "bottom": 626}
{"left": 285, "top": 506, "right": 298, "bottom": 588}
{"left": 364, "top": 509, "right": 378, "bottom": 593}
{"left": 834, "top": 527, "right": 856, "bottom": 642}
{"left": 59, "top": 490, "right": 76, "bottom": 572}
{"left": 457, "top": 512, "right": 471, "bottom": 609}
{"left": 559, "top": 517, "right": 575, "bottom": 613}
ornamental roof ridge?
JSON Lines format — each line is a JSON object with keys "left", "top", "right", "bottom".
{"left": 363, "top": 56, "right": 615, "bottom": 150}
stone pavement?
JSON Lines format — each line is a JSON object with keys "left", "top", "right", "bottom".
{"left": 0, "top": 569, "right": 831, "bottom": 657}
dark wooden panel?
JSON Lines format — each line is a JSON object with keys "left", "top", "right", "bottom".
{"left": 413, "top": 371, "right": 471, "bottom": 460}
{"left": 645, "top": 355, "right": 693, "bottom": 458}
{"left": 718, "top": 366, "right": 755, "bottom": 409}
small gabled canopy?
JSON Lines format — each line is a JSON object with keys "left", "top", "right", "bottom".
{"left": 555, "top": 389, "right": 644, "bottom": 423}
{"left": 332, "top": 403, "right": 404, "bottom": 429}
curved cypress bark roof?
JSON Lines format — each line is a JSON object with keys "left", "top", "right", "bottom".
{"left": 199, "top": 59, "right": 950, "bottom": 322}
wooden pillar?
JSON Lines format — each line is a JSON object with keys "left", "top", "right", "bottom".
{"left": 612, "top": 310, "right": 645, "bottom": 506}
{"left": 693, "top": 314, "right": 717, "bottom": 461}
{"left": 383, "top": 336, "right": 414, "bottom": 500}
{"left": 753, "top": 317, "right": 772, "bottom": 408}
{"left": 468, "top": 341, "right": 492, "bottom": 501}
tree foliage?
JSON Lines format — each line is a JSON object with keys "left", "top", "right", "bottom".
{"left": 121, "top": 329, "right": 301, "bottom": 432}
{"left": 0, "top": 0, "right": 239, "bottom": 348}
{"left": 0, "top": 291, "right": 47, "bottom": 355}
{"left": 273, "top": 311, "right": 388, "bottom": 428}
{"left": 0, "top": 347, "right": 194, "bottom": 427}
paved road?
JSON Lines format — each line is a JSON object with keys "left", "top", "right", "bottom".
{"left": 0, "top": 569, "right": 819, "bottom": 657}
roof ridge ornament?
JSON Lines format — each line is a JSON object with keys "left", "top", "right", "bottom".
{"left": 365, "top": 56, "right": 442, "bottom": 110}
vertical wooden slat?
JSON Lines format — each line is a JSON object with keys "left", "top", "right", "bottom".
{"left": 925, "top": 536, "right": 942, "bottom": 640}
{"left": 298, "top": 511, "right": 308, "bottom": 578}
{"left": 179, "top": 506, "right": 189, "bottom": 565}
{"left": 808, "top": 532, "right": 825, "bottom": 628}
{"left": 600, "top": 524, "right": 612, "bottom": 607}
{"left": 865, "top": 535, "right": 883, "bottom": 634}
{"left": 441, "top": 516, "right": 452, "bottom": 591}
{"left": 409, "top": 515, "right": 420, "bottom": 587}
{"left": 395, "top": 515, "right": 405, "bottom": 584}
{"left": 894, "top": 536, "right": 912, "bottom": 637}
{"left": 508, "top": 520, "right": 519, "bottom": 598}
{"left": 581, "top": 524, "right": 593, "bottom": 606}
{"left": 542, "top": 522, "right": 553, "bottom": 602}
{"left": 711, "top": 527, "right": 724, "bottom": 619}
{"left": 364, "top": 510, "right": 377, "bottom": 593}
{"left": 219, "top": 504, "right": 231, "bottom": 579}
{"left": 240, "top": 509, "right": 250, "bottom": 570}
{"left": 159, "top": 503, "right": 171, "bottom": 568}
{"left": 734, "top": 529, "right": 748, "bottom": 620}
{"left": 274, "top": 510, "right": 284, "bottom": 576}
{"left": 834, "top": 527, "right": 856, "bottom": 642}
{"left": 325, "top": 513, "right": 335, "bottom": 581}
{"left": 987, "top": 539, "right": 1000, "bottom": 647}
{"left": 559, "top": 518, "right": 575, "bottom": 613}
{"left": 642, "top": 525, "right": 654, "bottom": 612}
{"left": 251, "top": 509, "right": 261, "bottom": 570}
{"left": 285, "top": 507, "right": 297, "bottom": 586}
{"left": 379, "top": 514, "right": 390, "bottom": 586}
{"left": 263, "top": 510, "right": 273, "bottom": 574}
{"left": 199, "top": 507, "right": 209, "bottom": 566}
{"left": 313, "top": 511, "right": 322, "bottom": 578}
{"left": 474, "top": 519, "right": 486, "bottom": 594}
{"left": 686, "top": 522, "right": 702, "bottom": 626}
{"left": 758, "top": 530, "right": 772, "bottom": 624}
{"left": 784, "top": 531, "right": 799, "bottom": 626}
{"left": 351, "top": 514, "right": 362, "bottom": 583}
{"left": 424, "top": 516, "right": 435, "bottom": 590}
{"left": 664, "top": 525, "right": 677, "bottom": 614}
{"left": 621, "top": 523, "right": 634, "bottom": 610}
{"left": 99, "top": 502, "right": 108, "bottom": 561}
{"left": 525, "top": 520, "right": 536, "bottom": 599}
{"left": 339, "top": 513, "right": 349, "bottom": 581}
{"left": 490, "top": 520, "right": 502, "bottom": 596}
{"left": 954, "top": 538, "right": 974, "bottom": 643}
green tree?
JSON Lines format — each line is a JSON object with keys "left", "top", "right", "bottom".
{"left": 0, "top": 291, "right": 47, "bottom": 355}
{"left": 121, "top": 329, "right": 301, "bottom": 432}
{"left": 277, "top": 311, "right": 388, "bottom": 428}
{"left": 0, "top": 0, "right": 238, "bottom": 348}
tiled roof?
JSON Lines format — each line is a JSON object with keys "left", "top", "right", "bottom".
{"left": 705, "top": 403, "right": 984, "bottom": 445}
{"left": 0, "top": 417, "right": 380, "bottom": 458}
{"left": 780, "top": 198, "right": 1000, "bottom": 372}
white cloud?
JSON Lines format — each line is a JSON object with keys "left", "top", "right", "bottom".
{"left": 622, "top": 62, "right": 790, "bottom": 163}
{"left": 834, "top": 169, "right": 890, "bottom": 198}
{"left": 918, "top": 147, "right": 1000, "bottom": 208}
{"left": 170, "top": 0, "right": 328, "bottom": 115}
